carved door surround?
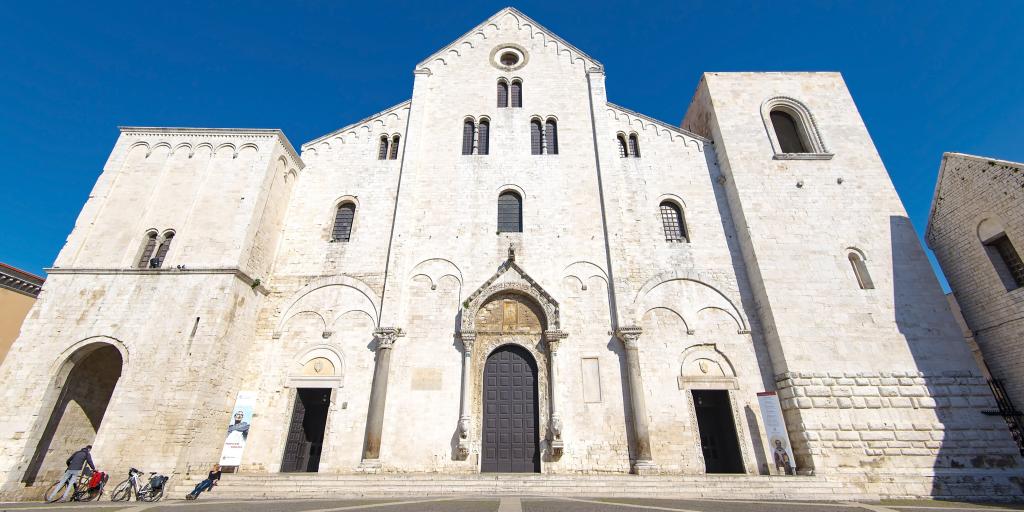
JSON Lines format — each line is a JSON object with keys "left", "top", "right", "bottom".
{"left": 456, "top": 249, "right": 567, "bottom": 466}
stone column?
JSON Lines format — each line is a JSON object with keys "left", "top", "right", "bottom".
{"left": 456, "top": 330, "right": 476, "bottom": 460}
{"left": 544, "top": 330, "right": 568, "bottom": 458}
{"left": 360, "top": 326, "right": 401, "bottom": 470}
{"left": 616, "top": 326, "right": 658, "bottom": 474}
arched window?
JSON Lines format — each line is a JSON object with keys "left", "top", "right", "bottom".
{"left": 497, "top": 80, "right": 509, "bottom": 108}
{"left": 497, "top": 192, "right": 522, "bottom": 233}
{"left": 478, "top": 119, "right": 490, "bottom": 156}
{"left": 979, "top": 218, "right": 1024, "bottom": 290}
{"left": 628, "top": 133, "right": 640, "bottom": 158}
{"left": 136, "top": 231, "right": 158, "bottom": 268}
{"left": 462, "top": 119, "right": 475, "bottom": 155}
{"left": 848, "top": 252, "right": 874, "bottom": 290}
{"left": 151, "top": 232, "right": 174, "bottom": 268}
{"left": 617, "top": 134, "right": 628, "bottom": 158}
{"left": 332, "top": 203, "right": 356, "bottom": 242}
{"left": 510, "top": 80, "right": 522, "bottom": 108}
{"left": 659, "top": 202, "right": 687, "bottom": 242}
{"left": 389, "top": 134, "right": 400, "bottom": 160}
{"left": 545, "top": 118, "right": 558, "bottom": 155}
{"left": 770, "top": 110, "right": 808, "bottom": 153}
{"left": 530, "top": 119, "right": 543, "bottom": 155}
{"left": 377, "top": 135, "right": 389, "bottom": 160}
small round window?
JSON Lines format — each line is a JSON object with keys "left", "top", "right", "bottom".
{"left": 500, "top": 52, "right": 519, "bottom": 66}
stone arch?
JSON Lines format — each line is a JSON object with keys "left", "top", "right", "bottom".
{"left": 632, "top": 272, "right": 749, "bottom": 334}
{"left": 274, "top": 276, "right": 379, "bottom": 337}
{"left": 760, "top": 96, "right": 830, "bottom": 156}
{"left": 289, "top": 344, "right": 345, "bottom": 388}
{"left": 23, "top": 339, "right": 125, "bottom": 484}
{"left": 460, "top": 259, "right": 560, "bottom": 333}
{"left": 680, "top": 343, "right": 737, "bottom": 380}
{"left": 408, "top": 258, "right": 464, "bottom": 291}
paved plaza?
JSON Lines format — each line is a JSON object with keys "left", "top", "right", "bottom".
{"left": 1, "top": 497, "right": 1022, "bottom": 512}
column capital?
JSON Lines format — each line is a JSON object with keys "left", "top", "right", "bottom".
{"left": 543, "top": 330, "right": 568, "bottom": 351}
{"left": 373, "top": 326, "right": 403, "bottom": 350}
{"left": 458, "top": 330, "right": 477, "bottom": 351}
{"left": 615, "top": 326, "right": 643, "bottom": 349}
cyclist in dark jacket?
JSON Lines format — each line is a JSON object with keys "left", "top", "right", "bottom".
{"left": 48, "top": 446, "right": 95, "bottom": 502}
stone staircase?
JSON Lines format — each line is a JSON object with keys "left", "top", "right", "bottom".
{"left": 168, "top": 473, "right": 879, "bottom": 501}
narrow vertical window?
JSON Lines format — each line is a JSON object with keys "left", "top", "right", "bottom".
{"left": 530, "top": 119, "right": 543, "bottom": 155}
{"left": 848, "top": 252, "right": 875, "bottom": 290}
{"left": 617, "top": 134, "right": 628, "bottom": 158}
{"left": 332, "top": 203, "right": 356, "bottom": 242}
{"left": 659, "top": 202, "right": 686, "bottom": 242}
{"left": 510, "top": 80, "right": 522, "bottom": 108}
{"left": 389, "top": 134, "right": 400, "bottom": 160}
{"left": 628, "top": 133, "right": 641, "bottom": 158}
{"left": 987, "top": 235, "right": 1024, "bottom": 289}
{"left": 545, "top": 119, "right": 558, "bottom": 155}
{"left": 497, "top": 192, "right": 522, "bottom": 233}
{"left": 377, "top": 135, "right": 389, "bottom": 160}
{"left": 136, "top": 231, "right": 158, "bottom": 268}
{"left": 462, "top": 119, "right": 475, "bottom": 155}
{"left": 770, "top": 110, "right": 808, "bottom": 153}
{"left": 497, "top": 80, "right": 509, "bottom": 108}
{"left": 151, "top": 232, "right": 174, "bottom": 268}
{"left": 478, "top": 119, "right": 490, "bottom": 156}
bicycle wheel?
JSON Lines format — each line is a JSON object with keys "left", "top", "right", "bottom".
{"left": 44, "top": 481, "right": 67, "bottom": 503}
{"left": 148, "top": 486, "right": 165, "bottom": 502}
{"left": 110, "top": 479, "right": 132, "bottom": 502}
{"left": 80, "top": 487, "right": 102, "bottom": 502}
{"left": 138, "top": 484, "right": 155, "bottom": 502}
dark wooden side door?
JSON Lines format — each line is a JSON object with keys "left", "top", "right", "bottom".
{"left": 281, "top": 391, "right": 309, "bottom": 472}
{"left": 692, "top": 389, "right": 744, "bottom": 474}
{"left": 481, "top": 345, "right": 540, "bottom": 473}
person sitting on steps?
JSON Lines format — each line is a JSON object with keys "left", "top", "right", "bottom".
{"left": 185, "top": 464, "right": 221, "bottom": 500}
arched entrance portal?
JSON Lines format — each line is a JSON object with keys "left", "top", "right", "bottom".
{"left": 22, "top": 343, "right": 123, "bottom": 484}
{"left": 481, "top": 344, "right": 540, "bottom": 473}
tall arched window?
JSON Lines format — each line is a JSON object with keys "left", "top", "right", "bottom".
{"left": 478, "top": 119, "right": 490, "bottom": 156}
{"left": 659, "top": 202, "right": 687, "bottom": 242}
{"left": 628, "top": 133, "right": 641, "bottom": 158}
{"left": 332, "top": 203, "right": 356, "bottom": 242}
{"left": 530, "top": 119, "right": 543, "bottom": 155}
{"left": 497, "top": 192, "right": 522, "bottom": 233}
{"left": 377, "top": 135, "right": 389, "bottom": 160}
{"left": 151, "top": 232, "right": 174, "bottom": 268}
{"left": 136, "top": 231, "right": 158, "bottom": 268}
{"left": 770, "top": 110, "right": 809, "bottom": 154}
{"left": 545, "top": 118, "right": 558, "bottom": 155}
{"left": 462, "top": 119, "right": 475, "bottom": 155}
{"left": 389, "top": 134, "right": 400, "bottom": 160}
{"left": 497, "top": 80, "right": 509, "bottom": 108}
{"left": 848, "top": 252, "right": 875, "bottom": 290}
{"left": 510, "top": 80, "right": 522, "bottom": 108}
{"left": 617, "top": 134, "right": 628, "bottom": 158}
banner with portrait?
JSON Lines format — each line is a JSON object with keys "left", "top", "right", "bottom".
{"left": 757, "top": 391, "right": 796, "bottom": 475}
{"left": 219, "top": 391, "right": 256, "bottom": 467}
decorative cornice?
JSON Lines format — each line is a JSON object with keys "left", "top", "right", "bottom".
{"left": 118, "top": 126, "right": 304, "bottom": 170}
{"left": 925, "top": 152, "right": 1024, "bottom": 245}
{"left": 605, "top": 102, "right": 712, "bottom": 146}
{"left": 302, "top": 100, "right": 412, "bottom": 150}
{"left": 0, "top": 263, "right": 44, "bottom": 298}
{"left": 44, "top": 266, "right": 268, "bottom": 295}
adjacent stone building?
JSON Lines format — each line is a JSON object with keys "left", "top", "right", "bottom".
{"left": 0, "top": 8, "right": 1020, "bottom": 500}
{"left": 927, "top": 152, "right": 1024, "bottom": 455}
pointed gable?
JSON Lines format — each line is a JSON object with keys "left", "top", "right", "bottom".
{"left": 415, "top": 7, "right": 603, "bottom": 76}
{"left": 461, "top": 246, "right": 561, "bottom": 332}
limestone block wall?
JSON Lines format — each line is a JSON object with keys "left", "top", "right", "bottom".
{"left": 682, "top": 72, "right": 1021, "bottom": 478}
{"left": 927, "top": 153, "right": 1024, "bottom": 410}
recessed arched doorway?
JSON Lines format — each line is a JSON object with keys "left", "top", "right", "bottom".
{"left": 481, "top": 344, "right": 540, "bottom": 473}
{"left": 22, "top": 343, "right": 123, "bottom": 484}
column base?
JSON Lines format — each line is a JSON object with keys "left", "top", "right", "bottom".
{"left": 632, "top": 460, "right": 660, "bottom": 476}
{"left": 357, "top": 459, "right": 383, "bottom": 473}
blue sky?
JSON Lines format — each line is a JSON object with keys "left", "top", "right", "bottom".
{"left": 2, "top": 1, "right": 1021, "bottom": 290}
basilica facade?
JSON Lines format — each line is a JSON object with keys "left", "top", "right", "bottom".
{"left": 0, "top": 8, "right": 1020, "bottom": 499}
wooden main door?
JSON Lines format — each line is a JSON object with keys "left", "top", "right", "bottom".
{"left": 481, "top": 345, "right": 540, "bottom": 473}
{"left": 281, "top": 388, "right": 331, "bottom": 472}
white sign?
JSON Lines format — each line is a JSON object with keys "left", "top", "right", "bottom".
{"left": 219, "top": 391, "right": 256, "bottom": 467}
{"left": 757, "top": 391, "right": 795, "bottom": 475}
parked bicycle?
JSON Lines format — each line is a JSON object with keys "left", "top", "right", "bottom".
{"left": 44, "top": 467, "right": 109, "bottom": 503}
{"left": 110, "top": 467, "right": 169, "bottom": 502}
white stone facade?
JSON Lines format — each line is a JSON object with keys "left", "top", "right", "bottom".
{"left": 927, "top": 153, "right": 1024, "bottom": 452}
{"left": 0, "top": 8, "right": 1020, "bottom": 500}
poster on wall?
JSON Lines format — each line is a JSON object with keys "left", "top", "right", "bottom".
{"left": 219, "top": 391, "right": 256, "bottom": 467}
{"left": 756, "top": 391, "right": 796, "bottom": 475}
